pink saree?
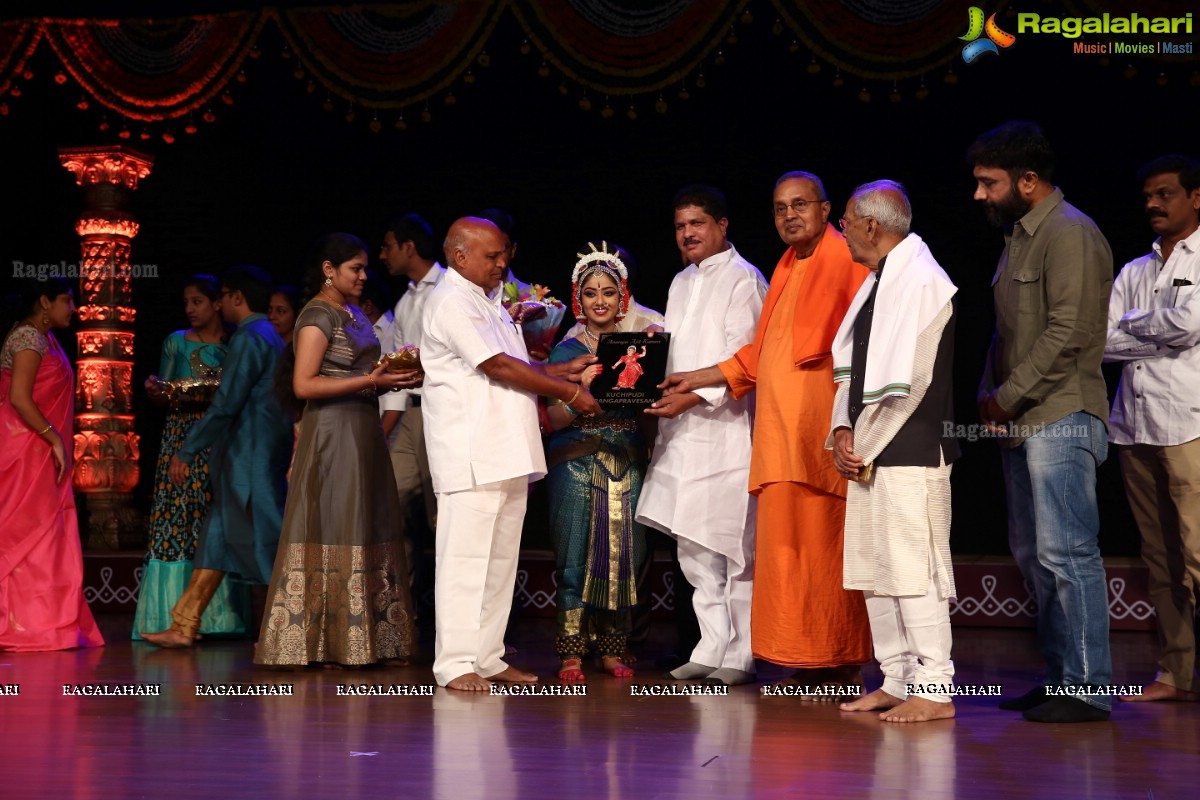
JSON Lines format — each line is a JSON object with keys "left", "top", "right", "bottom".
{"left": 0, "top": 330, "right": 104, "bottom": 651}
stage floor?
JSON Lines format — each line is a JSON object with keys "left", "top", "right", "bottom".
{"left": 1, "top": 616, "right": 1195, "bottom": 799}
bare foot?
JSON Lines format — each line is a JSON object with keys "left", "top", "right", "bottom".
{"left": 559, "top": 658, "right": 586, "bottom": 684}
{"left": 382, "top": 658, "right": 411, "bottom": 668}
{"left": 880, "top": 697, "right": 956, "bottom": 723}
{"left": 140, "top": 629, "right": 195, "bottom": 649}
{"left": 601, "top": 656, "right": 634, "bottom": 679}
{"left": 1120, "top": 681, "right": 1199, "bottom": 702}
{"left": 489, "top": 665, "right": 538, "bottom": 683}
{"left": 771, "top": 667, "right": 828, "bottom": 688}
{"left": 775, "top": 666, "right": 862, "bottom": 702}
{"left": 447, "top": 672, "right": 493, "bottom": 691}
{"left": 806, "top": 664, "right": 864, "bottom": 703}
{"left": 840, "top": 688, "right": 904, "bottom": 713}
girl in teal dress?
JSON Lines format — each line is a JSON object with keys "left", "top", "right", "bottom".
{"left": 132, "top": 275, "right": 249, "bottom": 639}
{"left": 545, "top": 243, "right": 649, "bottom": 682}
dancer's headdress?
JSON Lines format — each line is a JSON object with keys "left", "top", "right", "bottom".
{"left": 571, "top": 241, "right": 630, "bottom": 322}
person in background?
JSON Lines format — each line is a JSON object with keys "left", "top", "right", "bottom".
{"left": 268, "top": 284, "right": 301, "bottom": 346}
{"left": 354, "top": 267, "right": 396, "bottom": 417}
{"left": 378, "top": 213, "right": 444, "bottom": 608}
{"left": 141, "top": 266, "right": 294, "bottom": 649}
{"left": 0, "top": 277, "right": 105, "bottom": 652}
{"left": 479, "top": 207, "right": 533, "bottom": 293}
{"left": 133, "top": 274, "right": 248, "bottom": 642}
{"left": 1104, "top": 155, "right": 1200, "bottom": 703}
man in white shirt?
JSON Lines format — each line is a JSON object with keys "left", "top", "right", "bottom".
{"left": 379, "top": 214, "right": 445, "bottom": 541}
{"left": 1104, "top": 155, "right": 1200, "bottom": 703}
{"left": 639, "top": 185, "right": 768, "bottom": 686}
{"left": 423, "top": 216, "right": 600, "bottom": 691}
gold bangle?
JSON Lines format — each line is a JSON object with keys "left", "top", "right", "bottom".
{"left": 566, "top": 385, "right": 581, "bottom": 406}
{"left": 37, "top": 424, "right": 53, "bottom": 436}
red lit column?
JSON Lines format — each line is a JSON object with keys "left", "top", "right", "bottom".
{"left": 58, "top": 145, "right": 154, "bottom": 550}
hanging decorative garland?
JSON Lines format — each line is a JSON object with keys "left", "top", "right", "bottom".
{"left": 273, "top": 3, "right": 503, "bottom": 108}
{"left": 0, "top": 20, "right": 42, "bottom": 101}
{"left": 41, "top": 12, "right": 266, "bottom": 121}
{"left": 768, "top": 0, "right": 969, "bottom": 80}
{"left": 510, "top": 0, "right": 749, "bottom": 95}
{"left": 1, "top": 2, "right": 1194, "bottom": 131}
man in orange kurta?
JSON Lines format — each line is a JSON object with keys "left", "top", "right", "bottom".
{"left": 658, "top": 172, "right": 872, "bottom": 688}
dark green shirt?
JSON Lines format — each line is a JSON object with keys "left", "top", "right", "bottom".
{"left": 979, "top": 188, "right": 1113, "bottom": 444}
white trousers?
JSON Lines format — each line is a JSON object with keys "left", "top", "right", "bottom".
{"left": 677, "top": 537, "right": 755, "bottom": 673}
{"left": 432, "top": 477, "right": 527, "bottom": 686}
{"left": 865, "top": 577, "right": 954, "bottom": 702}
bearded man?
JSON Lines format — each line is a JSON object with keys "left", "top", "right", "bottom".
{"left": 969, "top": 120, "right": 1115, "bottom": 723}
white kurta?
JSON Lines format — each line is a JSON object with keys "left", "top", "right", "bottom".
{"left": 635, "top": 245, "right": 767, "bottom": 566}
{"left": 421, "top": 266, "right": 545, "bottom": 494}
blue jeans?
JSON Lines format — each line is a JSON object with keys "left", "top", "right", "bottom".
{"left": 1001, "top": 412, "right": 1112, "bottom": 710}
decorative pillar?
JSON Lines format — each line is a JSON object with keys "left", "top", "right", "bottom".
{"left": 58, "top": 145, "right": 154, "bottom": 550}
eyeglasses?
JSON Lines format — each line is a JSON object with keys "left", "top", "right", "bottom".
{"left": 838, "top": 215, "right": 873, "bottom": 231}
{"left": 773, "top": 198, "right": 827, "bottom": 217}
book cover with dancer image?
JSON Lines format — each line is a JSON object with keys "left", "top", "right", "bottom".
{"left": 589, "top": 332, "right": 671, "bottom": 410}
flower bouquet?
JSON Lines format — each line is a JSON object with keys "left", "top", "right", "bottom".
{"left": 502, "top": 282, "right": 565, "bottom": 361}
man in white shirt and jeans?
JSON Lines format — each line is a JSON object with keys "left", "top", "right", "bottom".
{"left": 422, "top": 216, "right": 599, "bottom": 690}
{"left": 1104, "top": 154, "right": 1200, "bottom": 703}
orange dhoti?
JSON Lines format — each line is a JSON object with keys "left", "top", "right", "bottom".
{"left": 719, "top": 231, "right": 875, "bottom": 669}
{"left": 752, "top": 481, "right": 870, "bottom": 666}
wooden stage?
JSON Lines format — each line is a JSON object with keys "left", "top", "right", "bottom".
{"left": 1, "top": 615, "right": 1196, "bottom": 800}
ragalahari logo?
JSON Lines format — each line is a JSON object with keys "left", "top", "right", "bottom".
{"left": 960, "top": 7, "right": 1016, "bottom": 63}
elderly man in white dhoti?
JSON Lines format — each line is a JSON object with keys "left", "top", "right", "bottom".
{"left": 827, "top": 181, "right": 961, "bottom": 722}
